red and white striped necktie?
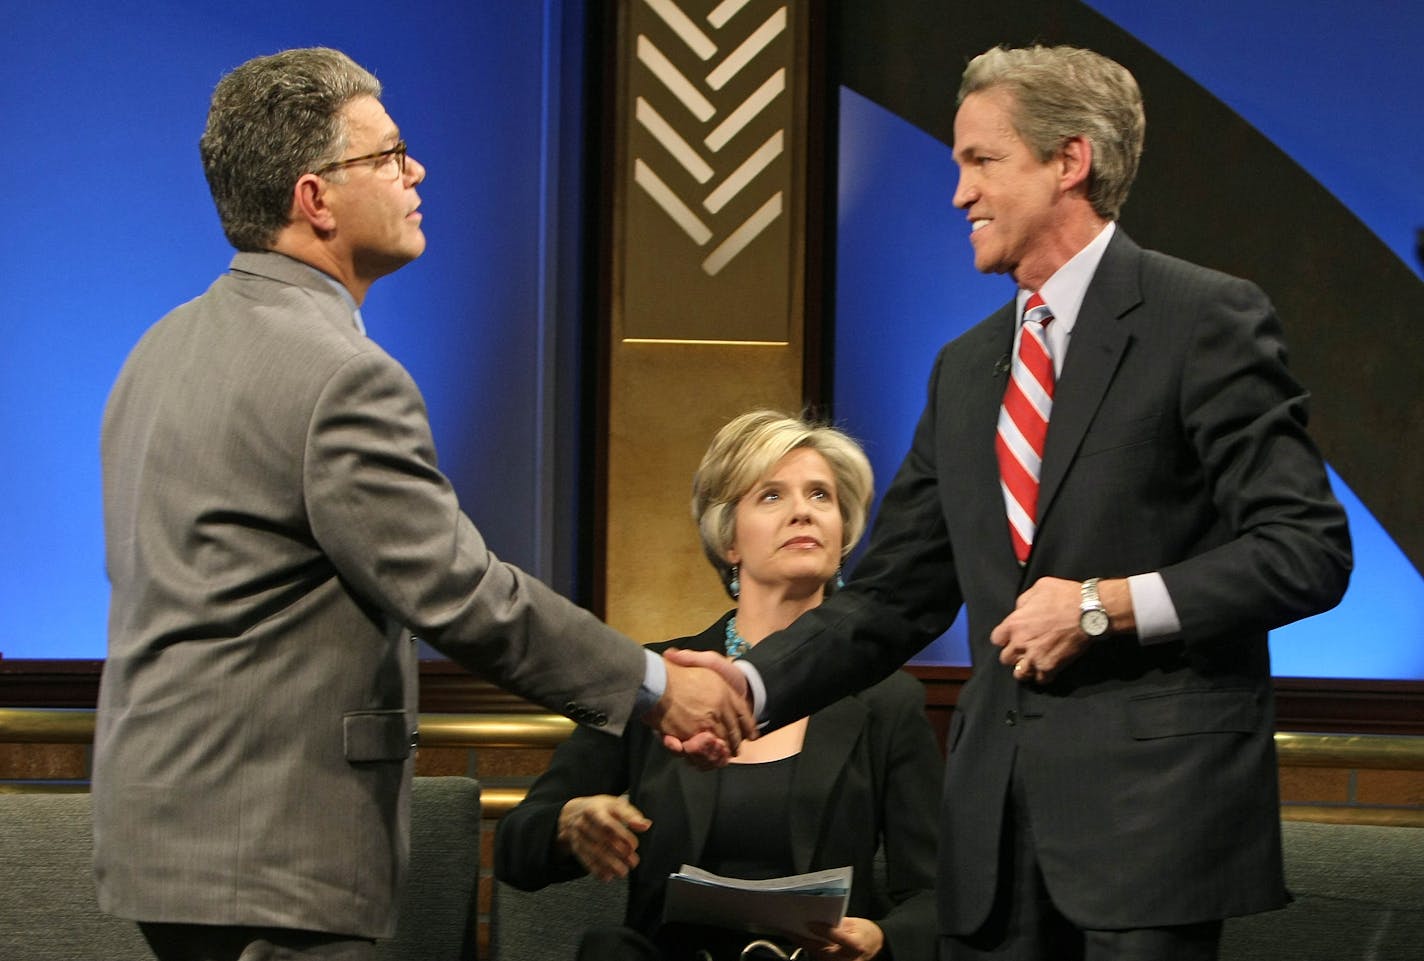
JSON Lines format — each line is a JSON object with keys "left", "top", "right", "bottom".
{"left": 996, "top": 292, "right": 1055, "bottom": 564}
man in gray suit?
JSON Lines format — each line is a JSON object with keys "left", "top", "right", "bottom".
{"left": 96, "top": 48, "right": 750, "bottom": 960}
{"left": 676, "top": 45, "right": 1352, "bottom": 960}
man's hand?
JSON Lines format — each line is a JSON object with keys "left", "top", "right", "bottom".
{"left": 642, "top": 648, "right": 753, "bottom": 769}
{"left": 556, "top": 794, "right": 650, "bottom": 881}
{"left": 989, "top": 576, "right": 1092, "bottom": 684}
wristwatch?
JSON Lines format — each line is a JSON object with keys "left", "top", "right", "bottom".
{"left": 1079, "top": 577, "right": 1110, "bottom": 637}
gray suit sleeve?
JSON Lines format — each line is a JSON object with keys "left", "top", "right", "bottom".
{"left": 302, "top": 348, "right": 646, "bottom": 733}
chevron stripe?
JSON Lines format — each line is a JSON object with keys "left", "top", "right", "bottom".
{"left": 705, "top": 68, "right": 785, "bottom": 151}
{"left": 635, "top": 159, "right": 712, "bottom": 245}
{"left": 702, "top": 191, "right": 782, "bottom": 275}
{"left": 704, "top": 130, "right": 783, "bottom": 213}
{"left": 636, "top": 97, "right": 713, "bottom": 183}
{"left": 637, "top": 35, "right": 715, "bottom": 122}
{"left": 643, "top": 0, "right": 716, "bottom": 60}
{"left": 627, "top": 1, "right": 793, "bottom": 278}
{"left": 707, "top": 0, "right": 755, "bottom": 28}
{"left": 706, "top": 7, "right": 787, "bottom": 90}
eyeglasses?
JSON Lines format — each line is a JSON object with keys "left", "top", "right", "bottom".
{"left": 314, "top": 141, "right": 408, "bottom": 180}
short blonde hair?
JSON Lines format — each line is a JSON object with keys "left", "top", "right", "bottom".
{"left": 958, "top": 45, "right": 1145, "bottom": 220}
{"left": 691, "top": 410, "right": 874, "bottom": 596}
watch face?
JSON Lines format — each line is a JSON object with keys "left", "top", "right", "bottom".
{"left": 1081, "top": 608, "right": 1110, "bottom": 637}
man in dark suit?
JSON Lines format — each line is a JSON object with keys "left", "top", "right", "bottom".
{"left": 96, "top": 48, "right": 749, "bottom": 961}
{"left": 675, "top": 44, "right": 1352, "bottom": 960}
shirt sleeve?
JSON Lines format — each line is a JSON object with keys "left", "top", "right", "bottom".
{"left": 1128, "top": 572, "right": 1183, "bottom": 641}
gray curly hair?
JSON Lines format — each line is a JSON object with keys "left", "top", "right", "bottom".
{"left": 199, "top": 47, "right": 381, "bottom": 251}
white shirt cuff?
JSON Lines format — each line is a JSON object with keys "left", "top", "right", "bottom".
{"left": 1127, "top": 572, "right": 1182, "bottom": 641}
{"left": 634, "top": 648, "right": 666, "bottom": 717}
{"left": 734, "top": 659, "right": 768, "bottom": 727}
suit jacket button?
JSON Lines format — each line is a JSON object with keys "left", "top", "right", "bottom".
{"left": 409, "top": 731, "right": 420, "bottom": 748}
{"left": 1004, "top": 710, "right": 1018, "bottom": 726}
{"left": 591, "top": 712, "right": 608, "bottom": 727}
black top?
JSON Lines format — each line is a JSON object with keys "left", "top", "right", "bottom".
{"left": 701, "top": 754, "right": 797, "bottom": 880}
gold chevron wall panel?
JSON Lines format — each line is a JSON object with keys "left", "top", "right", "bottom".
{"left": 603, "top": 0, "right": 814, "bottom": 643}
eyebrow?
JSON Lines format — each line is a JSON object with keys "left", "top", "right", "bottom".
{"left": 364, "top": 127, "right": 401, "bottom": 151}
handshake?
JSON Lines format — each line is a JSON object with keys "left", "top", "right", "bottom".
{"left": 641, "top": 648, "right": 756, "bottom": 768}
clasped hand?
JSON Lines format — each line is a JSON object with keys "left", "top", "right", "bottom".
{"left": 989, "top": 575, "right": 1092, "bottom": 685}
{"left": 642, "top": 648, "right": 755, "bottom": 769}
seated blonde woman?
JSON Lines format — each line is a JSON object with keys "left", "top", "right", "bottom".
{"left": 495, "top": 410, "right": 941, "bottom": 961}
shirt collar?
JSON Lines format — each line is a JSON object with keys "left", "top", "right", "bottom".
{"left": 301, "top": 263, "right": 367, "bottom": 335}
{"left": 1015, "top": 220, "right": 1116, "bottom": 333}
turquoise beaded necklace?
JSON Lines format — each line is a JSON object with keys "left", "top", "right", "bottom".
{"left": 724, "top": 615, "right": 750, "bottom": 659}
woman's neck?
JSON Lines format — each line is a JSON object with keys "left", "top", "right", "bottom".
{"left": 733, "top": 585, "right": 825, "bottom": 646}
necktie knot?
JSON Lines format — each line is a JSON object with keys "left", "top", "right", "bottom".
{"left": 1023, "top": 292, "right": 1053, "bottom": 329}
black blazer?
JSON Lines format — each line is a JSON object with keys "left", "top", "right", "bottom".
{"left": 496, "top": 614, "right": 942, "bottom": 959}
{"left": 742, "top": 229, "right": 1352, "bottom": 932}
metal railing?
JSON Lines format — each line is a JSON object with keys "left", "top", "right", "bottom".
{"left": 5, "top": 708, "right": 1423, "bottom": 820}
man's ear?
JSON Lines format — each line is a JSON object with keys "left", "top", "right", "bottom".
{"left": 1058, "top": 135, "right": 1093, "bottom": 194}
{"left": 291, "top": 173, "right": 337, "bottom": 232}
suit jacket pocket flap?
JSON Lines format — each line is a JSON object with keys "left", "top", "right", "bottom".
{"left": 1125, "top": 688, "right": 1260, "bottom": 739}
{"left": 343, "top": 710, "right": 411, "bottom": 762}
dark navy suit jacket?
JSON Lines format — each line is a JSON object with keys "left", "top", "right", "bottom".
{"left": 742, "top": 229, "right": 1351, "bottom": 932}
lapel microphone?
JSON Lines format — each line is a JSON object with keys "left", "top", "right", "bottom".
{"left": 993, "top": 354, "right": 1011, "bottom": 376}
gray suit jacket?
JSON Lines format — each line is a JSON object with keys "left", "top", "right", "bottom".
{"left": 744, "top": 230, "right": 1352, "bottom": 932}
{"left": 95, "top": 251, "right": 645, "bottom": 938}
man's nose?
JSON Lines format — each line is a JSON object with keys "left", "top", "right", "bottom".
{"left": 952, "top": 172, "right": 974, "bottom": 209}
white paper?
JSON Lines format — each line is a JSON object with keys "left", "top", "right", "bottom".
{"left": 662, "top": 864, "right": 852, "bottom": 941}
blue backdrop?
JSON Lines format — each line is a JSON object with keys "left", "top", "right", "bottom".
{"left": 834, "top": 1, "right": 1424, "bottom": 677}
{"left": 0, "top": 1, "right": 585, "bottom": 658}
{"left": 3, "top": 1, "right": 1421, "bottom": 680}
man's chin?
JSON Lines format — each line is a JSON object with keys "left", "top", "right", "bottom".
{"left": 399, "top": 235, "right": 427, "bottom": 264}
{"left": 974, "top": 253, "right": 1010, "bottom": 276}
{"left": 969, "top": 240, "right": 1004, "bottom": 274}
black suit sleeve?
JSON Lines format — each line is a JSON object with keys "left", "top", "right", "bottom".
{"left": 493, "top": 723, "right": 633, "bottom": 891}
{"left": 1159, "top": 272, "right": 1351, "bottom": 636}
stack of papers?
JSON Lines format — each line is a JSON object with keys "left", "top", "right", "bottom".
{"left": 662, "top": 864, "right": 852, "bottom": 941}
